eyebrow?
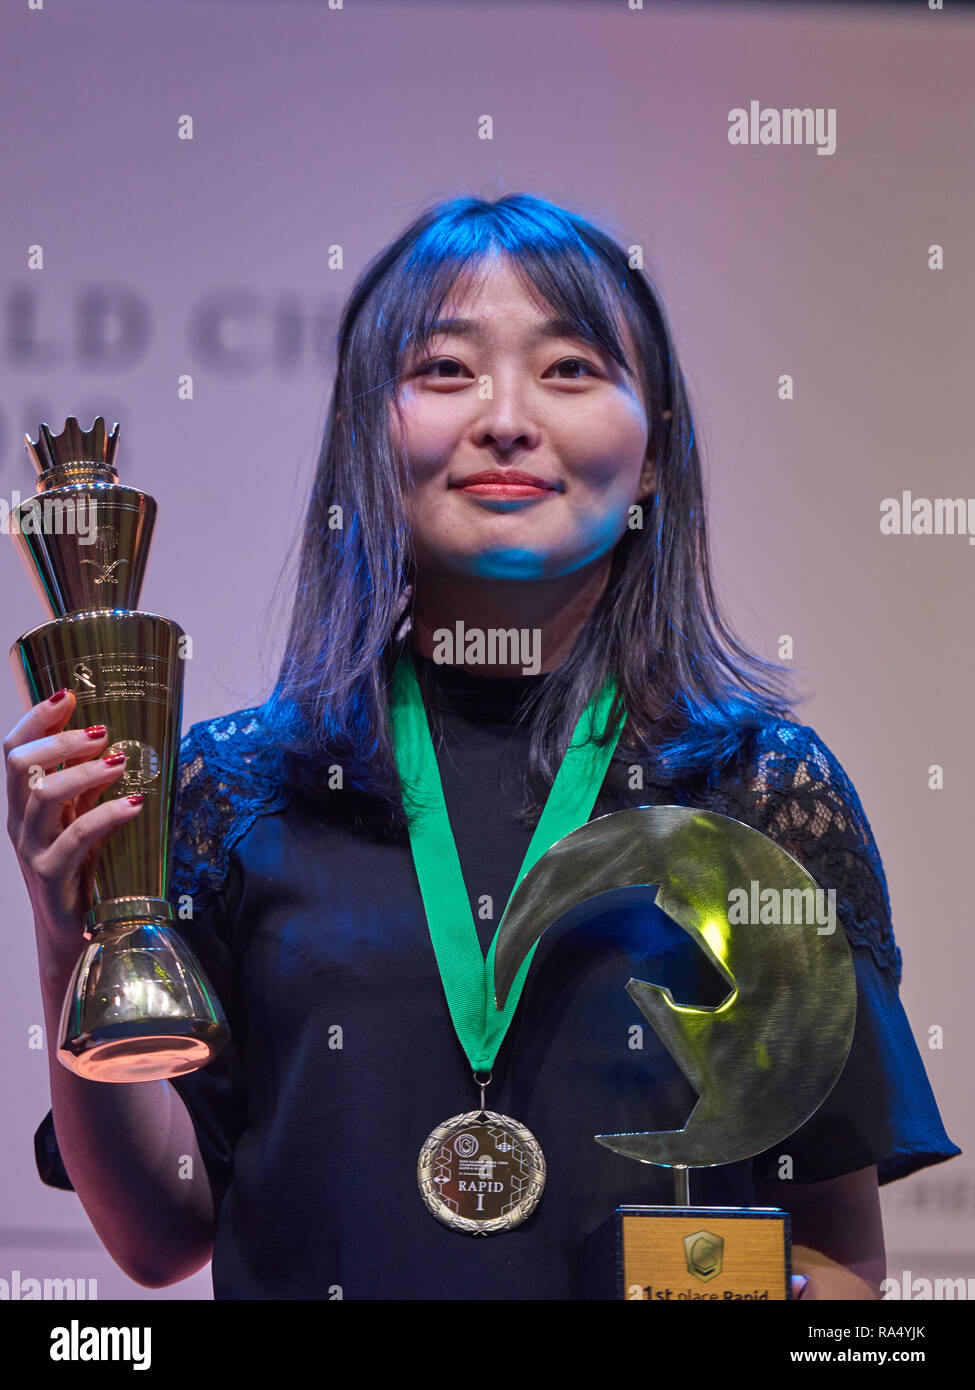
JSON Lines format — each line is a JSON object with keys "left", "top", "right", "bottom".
{"left": 423, "top": 315, "right": 596, "bottom": 347}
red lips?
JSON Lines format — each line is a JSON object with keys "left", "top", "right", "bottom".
{"left": 452, "top": 470, "right": 557, "bottom": 489}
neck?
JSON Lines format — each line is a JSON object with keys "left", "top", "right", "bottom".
{"left": 409, "top": 556, "right": 612, "bottom": 677}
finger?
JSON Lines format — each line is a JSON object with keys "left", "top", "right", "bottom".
{"left": 3, "top": 689, "right": 79, "bottom": 824}
{"left": 6, "top": 723, "right": 111, "bottom": 831}
{"left": 32, "top": 792, "right": 145, "bottom": 891}
{"left": 22, "top": 754, "right": 131, "bottom": 856}
{"left": 73, "top": 760, "right": 121, "bottom": 819}
{"left": 51, "top": 723, "right": 119, "bottom": 819}
{"left": 70, "top": 740, "right": 136, "bottom": 820}
{"left": 2, "top": 687, "right": 75, "bottom": 754}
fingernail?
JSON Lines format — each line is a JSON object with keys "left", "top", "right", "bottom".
{"left": 102, "top": 752, "right": 126, "bottom": 766}
{"left": 48, "top": 689, "right": 69, "bottom": 704}
{"left": 127, "top": 794, "right": 144, "bottom": 806}
{"left": 85, "top": 725, "right": 107, "bottom": 739}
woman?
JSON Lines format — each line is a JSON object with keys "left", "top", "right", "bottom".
{"left": 10, "top": 194, "right": 958, "bottom": 1300}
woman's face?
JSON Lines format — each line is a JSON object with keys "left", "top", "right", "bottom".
{"left": 391, "top": 257, "right": 655, "bottom": 583}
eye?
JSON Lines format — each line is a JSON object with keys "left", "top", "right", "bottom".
{"left": 547, "top": 357, "right": 598, "bottom": 380}
{"left": 415, "top": 357, "right": 471, "bottom": 379}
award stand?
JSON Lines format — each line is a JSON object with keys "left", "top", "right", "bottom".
{"left": 493, "top": 805, "right": 856, "bottom": 1300}
{"left": 616, "top": 1167, "right": 791, "bottom": 1301}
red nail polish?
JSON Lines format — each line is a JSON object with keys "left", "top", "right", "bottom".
{"left": 48, "top": 689, "right": 68, "bottom": 704}
{"left": 127, "top": 794, "right": 144, "bottom": 806}
{"left": 102, "top": 753, "right": 127, "bottom": 766}
{"left": 86, "top": 725, "right": 107, "bottom": 739}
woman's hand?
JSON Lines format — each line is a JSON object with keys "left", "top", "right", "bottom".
{"left": 3, "top": 688, "right": 145, "bottom": 984}
{"left": 791, "top": 1244, "right": 881, "bottom": 1299}
{"left": 756, "top": 1166, "right": 886, "bottom": 1300}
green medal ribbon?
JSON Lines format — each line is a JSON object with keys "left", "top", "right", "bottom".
{"left": 388, "top": 648, "right": 626, "bottom": 1072}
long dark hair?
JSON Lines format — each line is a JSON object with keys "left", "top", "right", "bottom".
{"left": 259, "top": 194, "right": 802, "bottom": 835}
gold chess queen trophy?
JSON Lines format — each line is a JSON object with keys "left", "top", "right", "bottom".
{"left": 9, "top": 416, "right": 229, "bottom": 1082}
{"left": 493, "top": 806, "right": 856, "bottom": 1300}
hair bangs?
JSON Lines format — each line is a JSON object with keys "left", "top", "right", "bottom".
{"left": 384, "top": 202, "right": 638, "bottom": 388}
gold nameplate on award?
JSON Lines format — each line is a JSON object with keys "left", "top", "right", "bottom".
{"left": 493, "top": 805, "right": 857, "bottom": 1299}
{"left": 617, "top": 1207, "right": 789, "bottom": 1301}
{"left": 8, "top": 417, "right": 229, "bottom": 1083}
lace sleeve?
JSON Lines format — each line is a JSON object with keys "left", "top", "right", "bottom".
{"left": 168, "top": 707, "right": 293, "bottom": 919}
{"left": 723, "top": 721, "right": 961, "bottom": 1183}
{"left": 712, "top": 721, "right": 902, "bottom": 983}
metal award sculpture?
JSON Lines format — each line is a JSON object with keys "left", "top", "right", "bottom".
{"left": 493, "top": 805, "right": 857, "bottom": 1299}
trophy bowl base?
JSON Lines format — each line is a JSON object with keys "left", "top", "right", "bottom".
{"left": 57, "top": 919, "right": 231, "bottom": 1083}
{"left": 57, "top": 1021, "right": 227, "bottom": 1083}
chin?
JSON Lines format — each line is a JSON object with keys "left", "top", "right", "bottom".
{"left": 479, "top": 551, "right": 561, "bottom": 579}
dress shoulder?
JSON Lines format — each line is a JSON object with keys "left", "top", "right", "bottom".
{"left": 169, "top": 705, "right": 292, "bottom": 916}
{"left": 705, "top": 719, "right": 961, "bottom": 1183}
{"left": 707, "top": 719, "right": 901, "bottom": 983}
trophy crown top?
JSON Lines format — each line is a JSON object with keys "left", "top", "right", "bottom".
{"left": 24, "top": 416, "right": 120, "bottom": 486}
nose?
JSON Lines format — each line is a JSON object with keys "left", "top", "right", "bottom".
{"left": 479, "top": 425, "right": 534, "bottom": 454}
{"left": 474, "top": 378, "right": 541, "bottom": 455}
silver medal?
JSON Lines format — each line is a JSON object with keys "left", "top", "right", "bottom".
{"left": 417, "top": 1109, "right": 546, "bottom": 1235}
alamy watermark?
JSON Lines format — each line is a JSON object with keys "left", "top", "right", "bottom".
{"left": 432, "top": 621, "right": 541, "bottom": 675}
{"left": 880, "top": 492, "right": 975, "bottom": 545}
{"left": 1, "top": 1268, "right": 97, "bottom": 1299}
{"left": 49, "top": 1319, "right": 150, "bottom": 1370}
{"left": 0, "top": 492, "right": 97, "bottom": 542}
{"left": 728, "top": 881, "right": 836, "bottom": 935}
{"left": 881, "top": 1270, "right": 974, "bottom": 1300}
{"left": 728, "top": 102, "right": 836, "bottom": 157}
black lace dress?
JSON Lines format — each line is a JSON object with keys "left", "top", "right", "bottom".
{"left": 34, "top": 654, "right": 960, "bottom": 1299}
